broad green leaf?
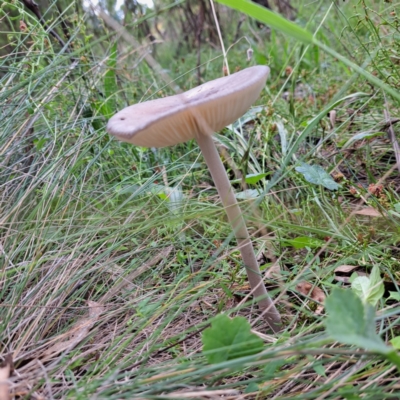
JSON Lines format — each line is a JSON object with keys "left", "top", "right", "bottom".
{"left": 325, "top": 288, "right": 389, "bottom": 354}
{"left": 284, "top": 236, "right": 324, "bottom": 249}
{"left": 351, "top": 265, "right": 384, "bottom": 306}
{"left": 202, "top": 314, "right": 264, "bottom": 364}
{"left": 295, "top": 163, "right": 340, "bottom": 190}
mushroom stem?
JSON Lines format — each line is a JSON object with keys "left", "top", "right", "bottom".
{"left": 196, "top": 133, "right": 281, "bottom": 332}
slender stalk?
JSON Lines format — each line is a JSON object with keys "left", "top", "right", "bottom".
{"left": 196, "top": 133, "right": 281, "bottom": 332}
{"left": 210, "top": 0, "right": 230, "bottom": 75}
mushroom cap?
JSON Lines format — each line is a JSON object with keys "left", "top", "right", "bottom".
{"left": 107, "top": 65, "right": 270, "bottom": 148}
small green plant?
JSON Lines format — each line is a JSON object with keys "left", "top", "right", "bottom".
{"left": 202, "top": 314, "right": 264, "bottom": 364}
{"left": 295, "top": 163, "right": 340, "bottom": 191}
{"left": 325, "top": 288, "right": 400, "bottom": 370}
{"left": 351, "top": 265, "right": 385, "bottom": 307}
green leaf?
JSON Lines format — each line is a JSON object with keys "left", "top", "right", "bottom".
{"left": 351, "top": 265, "right": 384, "bottom": 306}
{"left": 325, "top": 288, "right": 389, "bottom": 354}
{"left": 33, "top": 137, "right": 47, "bottom": 151}
{"left": 244, "top": 172, "right": 268, "bottom": 185}
{"left": 390, "top": 337, "right": 400, "bottom": 350}
{"left": 231, "top": 172, "right": 269, "bottom": 185}
{"left": 388, "top": 291, "right": 400, "bottom": 302}
{"left": 369, "top": 265, "right": 385, "bottom": 304}
{"left": 215, "top": 0, "right": 313, "bottom": 44}
{"left": 157, "top": 192, "right": 168, "bottom": 201}
{"left": 295, "top": 163, "right": 340, "bottom": 190}
{"left": 202, "top": 314, "right": 264, "bottom": 364}
{"left": 312, "top": 363, "right": 326, "bottom": 377}
{"left": 245, "top": 383, "right": 259, "bottom": 394}
{"left": 351, "top": 276, "right": 372, "bottom": 301}
{"left": 284, "top": 236, "right": 324, "bottom": 249}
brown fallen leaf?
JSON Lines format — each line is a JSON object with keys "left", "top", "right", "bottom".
{"left": 296, "top": 281, "right": 326, "bottom": 315}
{"left": 0, "top": 354, "right": 13, "bottom": 400}
{"left": 353, "top": 207, "right": 384, "bottom": 217}
{"left": 334, "top": 265, "right": 359, "bottom": 274}
{"left": 334, "top": 272, "right": 368, "bottom": 284}
{"left": 334, "top": 265, "right": 368, "bottom": 283}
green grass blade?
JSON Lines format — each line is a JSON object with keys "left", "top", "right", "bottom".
{"left": 217, "top": 0, "right": 400, "bottom": 103}
{"left": 215, "top": 0, "right": 313, "bottom": 44}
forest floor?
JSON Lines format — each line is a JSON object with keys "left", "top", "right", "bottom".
{"left": 1, "top": 0, "right": 400, "bottom": 398}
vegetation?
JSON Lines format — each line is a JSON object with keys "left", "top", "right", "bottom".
{"left": 1, "top": 0, "right": 400, "bottom": 398}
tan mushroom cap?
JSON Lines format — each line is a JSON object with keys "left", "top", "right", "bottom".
{"left": 107, "top": 65, "right": 270, "bottom": 148}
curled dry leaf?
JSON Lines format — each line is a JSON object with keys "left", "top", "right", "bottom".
{"left": 296, "top": 281, "right": 326, "bottom": 315}
{"left": 353, "top": 207, "right": 384, "bottom": 217}
{"left": 335, "top": 265, "right": 359, "bottom": 274}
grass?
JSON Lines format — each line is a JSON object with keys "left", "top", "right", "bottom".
{"left": 1, "top": 0, "right": 400, "bottom": 398}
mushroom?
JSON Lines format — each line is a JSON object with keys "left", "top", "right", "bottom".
{"left": 107, "top": 65, "right": 281, "bottom": 332}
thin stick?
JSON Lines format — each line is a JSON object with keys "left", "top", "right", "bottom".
{"left": 196, "top": 134, "right": 281, "bottom": 332}
{"left": 210, "top": 0, "right": 230, "bottom": 74}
